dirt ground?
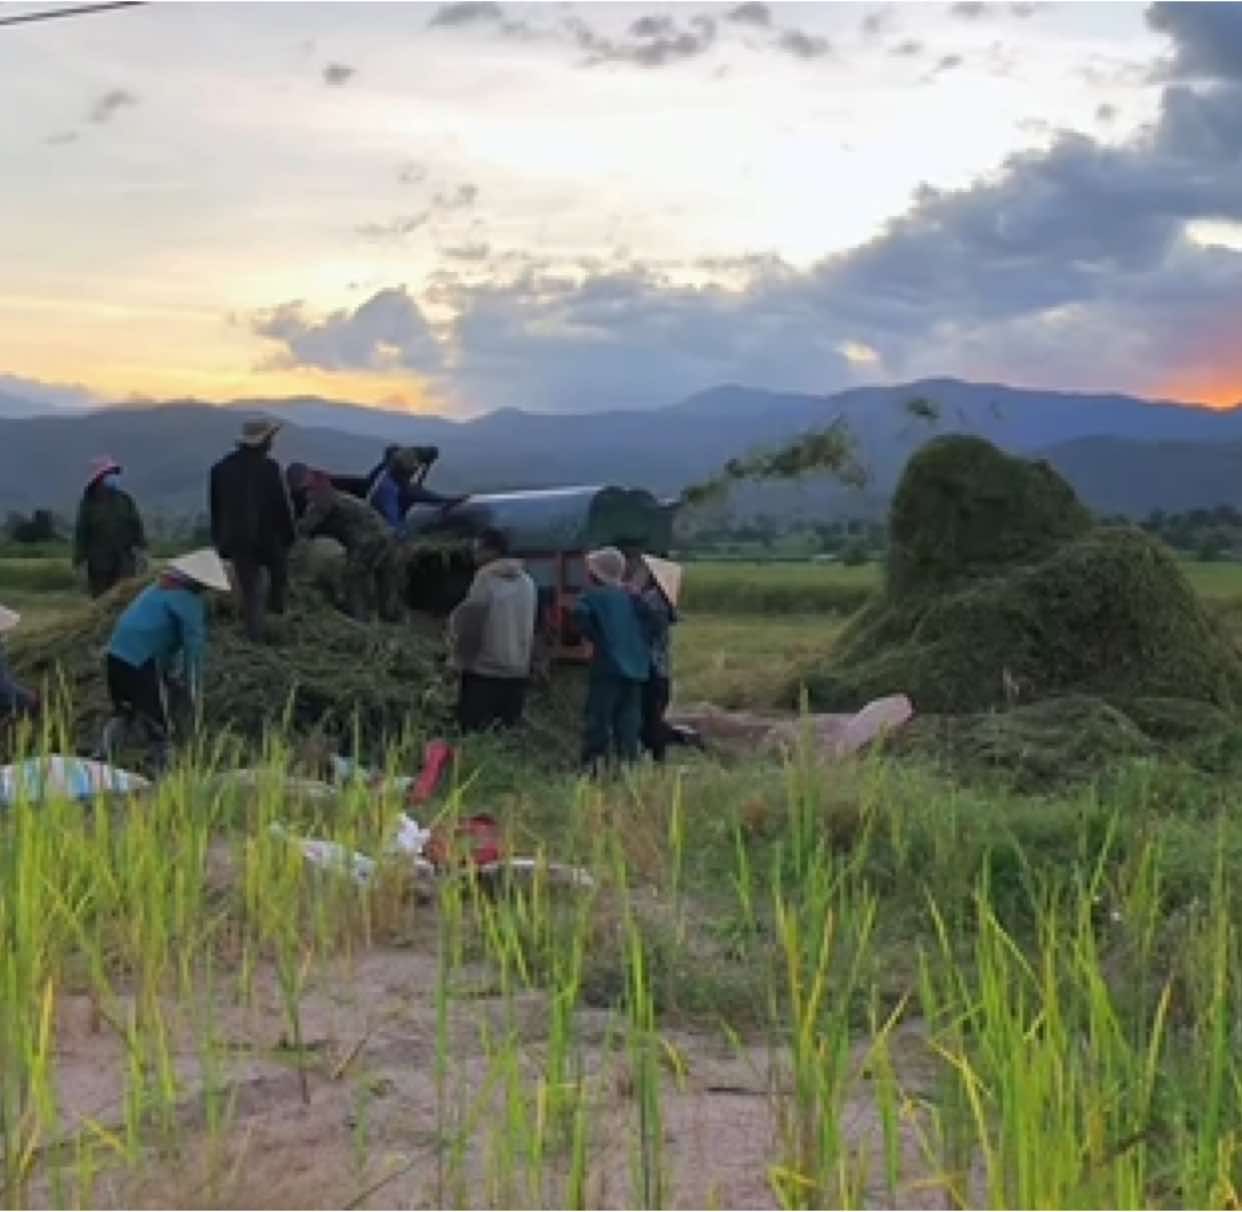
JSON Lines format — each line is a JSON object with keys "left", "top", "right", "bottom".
{"left": 26, "top": 932, "right": 949, "bottom": 1211}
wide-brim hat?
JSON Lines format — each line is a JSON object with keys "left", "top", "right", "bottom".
{"left": 585, "top": 546, "right": 625, "bottom": 586}
{"left": 87, "top": 455, "right": 121, "bottom": 486}
{"left": 168, "top": 548, "right": 231, "bottom": 592}
{"left": 642, "top": 555, "right": 683, "bottom": 607}
{"left": 0, "top": 604, "right": 20, "bottom": 635}
{"left": 240, "top": 418, "right": 282, "bottom": 446}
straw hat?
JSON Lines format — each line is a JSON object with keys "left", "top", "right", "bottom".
{"left": 168, "top": 548, "right": 231, "bottom": 592}
{"left": 239, "top": 418, "right": 281, "bottom": 446}
{"left": 585, "top": 546, "right": 625, "bottom": 586}
{"left": 642, "top": 555, "right": 683, "bottom": 607}
{"left": 86, "top": 455, "right": 121, "bottom": 486}
{"left": 0, "top": 605, "right": 20, "bottom": 635}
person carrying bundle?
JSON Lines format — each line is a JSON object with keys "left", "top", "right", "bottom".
{"left": 99, "top": 549, "right": 230, "bottom": 772}
{"left": 286, "top": 462, "right": 403, "bottom": 623}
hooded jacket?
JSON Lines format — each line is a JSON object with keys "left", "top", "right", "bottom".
{"left": 448, "top": 558, "right": 538, "bottom": 679}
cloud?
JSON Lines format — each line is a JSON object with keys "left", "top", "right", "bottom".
{"left": 44, "top": 131, "right": 78, "bottom": 146}
{"left": 1147, "top": 2, "right": 1242, "bottom": 81}
{"left": 428, "top": 2, "right": 503, "bottom": 28}
{"left": 253, "top": 288, "right": 443, "bottom": 373}
{"left": 322, "top": 62, "right": 356, "bottom": 86}
{"left": 725, "top": 3, "right": 771, "bottom": 28}
{"left": 861, "top": 8, "right": 896, "bottom": 38}
{"left": 443, "top": 242, "right": 492, "bottom": 261}
{"left": 0, "top": 373, "right": 99, "bottom": 411}
{"left": 1096, "top": 102, "right": 1118, "bottom": 124}
{"left": 88, "top": 89, "right": 137, "bottom": 124}
{"left": 776, "top": 29, "right": 831, "bottom": 61}
{"left": 567, "top": 12, "right": 718, "bottom": 68}
{"left": 355, "top": 213, "right": 430, "bottom": 241}
{"left": 432, "top": 183, "right": 479, "bottom": 211}
{"left": 398, "top": 161, "right": 428, "bottom": 186}
{"left": 949, "top": 2, "right": 990, "bottom": 18}
{"left": 253, "top": 2, "right": 1242, "bottom": 412}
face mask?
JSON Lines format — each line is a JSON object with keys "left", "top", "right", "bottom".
{"left": 101, "top": 472, "right": 120, "bottom": 489}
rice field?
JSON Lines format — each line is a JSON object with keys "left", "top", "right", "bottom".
{"left": 5, "top": 557, "right": 1242, "bottom": 1208}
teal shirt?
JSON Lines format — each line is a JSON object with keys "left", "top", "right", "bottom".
{"left": 572, "top": 586, "right": 652, "bottom": 681}
{"left": 107, "top": 584, "right": 207, "bottom": 690}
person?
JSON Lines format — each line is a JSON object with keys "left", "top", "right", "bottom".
{"left": 630, "top": 554, "right": 682, "bottom": 763}
{"left": 99, "top": 548, "right": 230, "bottom": 771}
{"left": 0, "top": 605, "right": 38, "bottom": 723}
{"left": 209, "top": 418, "right": 296, "bottom": 642}
{"left": 73, "top": 456, "right": 147, "bottom": 598}
{"left": 572, "top": 546, "right": 654, "bottom": 772}
{"left": 368, "top": 445, "right": 465, "bottom": 532}
{"left": 286, "top": 462, "right": 403, "bottom": 622}
{"left": 447, "top": 527, "right": 537, "bottom": 732}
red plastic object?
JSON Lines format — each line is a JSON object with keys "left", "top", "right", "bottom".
{"left": 424, "top": 814, "right": 505, "bottom": 870}
{"left": 409, "top": 739, "right": 454, "bottom": 806}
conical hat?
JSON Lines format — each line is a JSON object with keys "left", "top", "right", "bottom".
{"left": 0, "top": 605, "right": 19, "bottom": 635}
{"left": 642, "top": 555, "right": 683, "bottom": 606}
{"left": 168, "top": 548, "right": 230, "bottom": 592}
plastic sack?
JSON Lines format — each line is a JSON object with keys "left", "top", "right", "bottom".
{"left": 0, "top": 756, "right": 151, "bottom": 807}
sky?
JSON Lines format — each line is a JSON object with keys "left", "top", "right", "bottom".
{"left": 2, "top": 0, "right": 1241, "bottom": 416}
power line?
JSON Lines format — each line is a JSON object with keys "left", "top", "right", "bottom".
{"left": 0, "top": 1, "right": 145, "bottom": 29}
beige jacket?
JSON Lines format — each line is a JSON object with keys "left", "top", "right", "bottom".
{"left": 448, "top": 558, "right": 537, "bottom": 679}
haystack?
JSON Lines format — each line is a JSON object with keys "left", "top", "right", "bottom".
{"left": 793, "top": 435, "right": 1242, "bottom": 784}
{"left": 8, "top": 557, "right": 584, "bottom": 765}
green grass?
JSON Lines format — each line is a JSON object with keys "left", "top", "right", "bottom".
{"left": 682, "top": 560, "right": 878, "bottom": 615}
{"left": 4, "top": 553, "right": 1242, "bottom": 1205}
{"left": 0, "top": 557, "right": 77, "bottom": 596}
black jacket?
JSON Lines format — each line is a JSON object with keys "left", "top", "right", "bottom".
{"left": 209, "top": 446, "right": 295, "bottom": 560}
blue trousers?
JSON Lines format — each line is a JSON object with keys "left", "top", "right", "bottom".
{"left": 581, "top": 676, "right": 643, "bottom": 769}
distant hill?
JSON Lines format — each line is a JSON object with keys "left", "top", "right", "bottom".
{"left": 2, "top": 377, "right": 1242, "bottom": 519}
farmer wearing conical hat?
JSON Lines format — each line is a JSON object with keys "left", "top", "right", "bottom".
{"left": 0, "top": 605, "right": 38, "bottom": 723}
{"left": 209, "top": 418, "right": 296, "bottom": 642}
{"left": 99, "top": 549, "right": 230, "bottom": 771}
{"left": 628, "top": 553, "right": 682, "bottom": 763}
{"left": 73, "top": 455, "right": 148, "bottom": 599}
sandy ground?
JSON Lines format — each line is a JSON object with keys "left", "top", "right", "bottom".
{"left": 24, "top": 902, "right": 949, "bottom": 1210}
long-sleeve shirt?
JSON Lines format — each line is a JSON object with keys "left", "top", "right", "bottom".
{"left": 107, "top": 583, "right": 207, "bottom": 693}
{"left": 0, "top": 643, "right": 34, "bottom": 715}
{"left": 572, "top": 585, "right": 653, "bottom": 682}
{"left": 74, "top": 487, "right": 146, "bottom": 573}
{"left": 368, "top": 471, "right": 406, "bottom": 533}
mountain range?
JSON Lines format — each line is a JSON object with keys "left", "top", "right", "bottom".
{"left": 3, "top": 377, "right": 1242, "bottom": 520}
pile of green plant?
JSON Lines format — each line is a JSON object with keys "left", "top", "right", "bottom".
{"left": 7, "top": 560, "right": 585, "bottom": 763}
{"left": 792, "top": 435, "right": 1242, "bottom": 786}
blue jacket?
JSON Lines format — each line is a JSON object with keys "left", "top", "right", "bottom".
{"left": 572, "top": 585, "right": 652, "bottom": 681}
{"left": 368, "top": 471, "right": 405, "bottom": 533}
{"left": 108, "top": 583, "right": 207, "bottom": 690}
